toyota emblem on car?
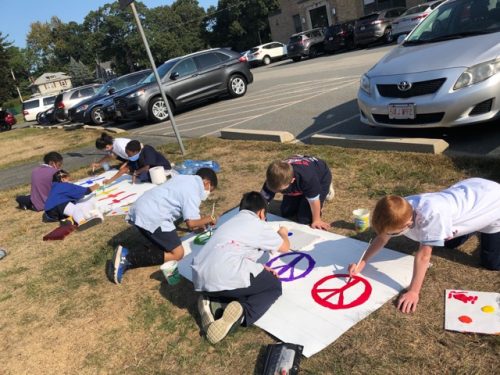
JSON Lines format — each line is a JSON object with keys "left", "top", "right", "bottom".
{"left": 397, "top": 81, "right": 412, "bottom": 91}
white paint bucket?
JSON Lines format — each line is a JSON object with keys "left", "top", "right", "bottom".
{"left": 160, "top": 260, "right": 180, "bottom": 285}
{"left": 353, "top": 208, "right": 370, "bottom": 233}
{"left": 149, "top": 166, "right": 167, "bottom": 185}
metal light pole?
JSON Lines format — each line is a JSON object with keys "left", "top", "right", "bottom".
{"left": 121, "top": 0, "right": 186, "bottom": 155}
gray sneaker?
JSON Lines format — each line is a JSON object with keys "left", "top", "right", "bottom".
{"left": 197, "top": 295, "right": 215, "bottom": 333}
{"left": 206, "top": 301, "right": 244, "bottom": 344}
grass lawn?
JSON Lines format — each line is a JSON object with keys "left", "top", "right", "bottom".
{"left": 0, "top": 137, "right": 498, "bottom": 374}
{"left": 0, "top": 127, "right": 104, "bottom": 170}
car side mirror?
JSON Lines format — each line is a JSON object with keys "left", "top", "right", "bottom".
{"left": 170, "top": 72, "right": 180, "bottom": 80}
{"left": 108, "top": 88, "right": 116, "bottom": 95}
{"left": 397, "top": 34, "right": 407, "bottom": 44}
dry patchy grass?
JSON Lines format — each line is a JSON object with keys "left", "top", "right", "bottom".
{"left": 0, "top": 127, "right": 103, "bottom": 169}
{"left": 0, "top": 138, "right": 499, "bottom": 374}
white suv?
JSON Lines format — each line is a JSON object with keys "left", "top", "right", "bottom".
{"left": 22, "top": 95, "right": 56, "bottom": 122}
{"left": 247, "top": 42, "right": 287, "bottom": 66}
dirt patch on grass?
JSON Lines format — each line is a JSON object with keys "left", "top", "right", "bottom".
{"left": 0, "top": 127, "right": 103, "bottom": 169}
{"left": 0, "top": 138, "right": 499, "bottom": 374}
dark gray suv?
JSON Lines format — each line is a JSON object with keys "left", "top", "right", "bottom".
{"left": 287, "top": 28, "right": 325, "bottom": 62}
{"left": 354, "top": 8, "right": 406, "bottom": 47}
{"left": 113, "top": 48, "right": 253, "bottom": 122}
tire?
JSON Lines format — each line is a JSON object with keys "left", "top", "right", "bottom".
{"left": 292, "top": 56, "right": 301, "bottom": 62}
{"left": 384, "top": 28, "right": 393, "bottom": 44}
{"left": 227, "top": 74, "right": 247, "bottom": 98}
{"left": 309, "top": 47, "right": 318, "bottom": 59}
{"left": 90, "top": 106, "right": 105, "bottom": 125}
{"left": 148, "top": 97, "right": 172, "bottom": 123}
{"left": 54, "top": 110, "right": 66, "bottom": 123}
{"left": 36, "top": 112, "right": 43, "bottom": 124}
{"left": 262, "top": 55, "right": 271, "bottom": 65}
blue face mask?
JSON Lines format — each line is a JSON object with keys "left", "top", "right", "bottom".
{"left": 128, "top": 152, "right": 140, "bottom": 162}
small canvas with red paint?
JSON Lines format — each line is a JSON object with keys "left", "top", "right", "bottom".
{"left": 445, "top": 289, "right": 500, "bottom": 335}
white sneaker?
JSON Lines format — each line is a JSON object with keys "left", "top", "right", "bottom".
{"left": 197, "top": 295, "right": 215, "bottom": 333}
{"left": 206, "top": 301, "right": 243, "bottom": 344}
{"left": 326, "top": 182, "right": 335, "bottom": 201}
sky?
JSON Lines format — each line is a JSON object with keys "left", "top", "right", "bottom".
{"left": 0, "top": 0, "right": 218, "bottom": 48}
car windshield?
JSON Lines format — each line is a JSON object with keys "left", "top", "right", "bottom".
{"left": 250, "top": 47, "right": 259, "bottom": 53}
{"left": 405, "top": 0, "right": 500, "bottom": 45}
{"left": 142, "top": 59, "right": 180, "bottom": 83}
{"left": 95, "top": 80, "right": 115, "bottom": 96}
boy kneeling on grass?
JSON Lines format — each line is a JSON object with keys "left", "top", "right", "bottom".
{"left": 261, "top": 155, "right": 334, "bottom": 230}
{"left": 108, "top": 168, "right": 218, "bottom": 284}
{"left": 44, "top": 170, "right": 103, "bottom": 231}
{"left": 192, "top": 192, "right": 290, "bottom": 344}
{"left": 348, "top": 178, "right": 500, "bottom": 314}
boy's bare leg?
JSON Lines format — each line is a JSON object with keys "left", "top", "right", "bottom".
{"left": 164, "top": 245, "right": 184, "bottom": 262}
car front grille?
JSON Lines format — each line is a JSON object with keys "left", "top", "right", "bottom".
{"left": 373, "top": 112, "right": 445, "bottom": 125}
{"left": 114, "top": 98, "right": 127, "bottom": 110}
{"left": 470, "top": 99, "right": 493, "bottom": 116}
{"left": 377, "top": 78, "right": 446, "bottom": 98}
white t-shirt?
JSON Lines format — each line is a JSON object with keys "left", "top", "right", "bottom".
{"left": 112, "top": 138, "right": 131, "bottom": 160}
{"left": 192, "top": 210, "right": 283, "bottom": 292}
{"left": 404, "top": 178, "right": 500, "bottom": 246}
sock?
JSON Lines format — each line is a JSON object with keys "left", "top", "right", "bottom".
{"left": 126, "top": 247, "right": 164, "bottom": 268}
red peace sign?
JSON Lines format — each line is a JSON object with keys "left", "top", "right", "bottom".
{"left": 311, "top": 274, "right": 372, "bottom": 310}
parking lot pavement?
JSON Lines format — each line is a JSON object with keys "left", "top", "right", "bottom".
{"left": 108, "top": 45, "right": 499, "bottom": 156}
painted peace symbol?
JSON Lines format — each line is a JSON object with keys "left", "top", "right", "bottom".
{"left": 265, "top": 252, "right": 316, "bottom": 282}
{"left": 311, "top": 274, "right": 372, "bottom": 310}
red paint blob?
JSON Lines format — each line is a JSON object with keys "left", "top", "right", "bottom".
{"left": 458, "top": 315, "right": 473, "bottom": 324}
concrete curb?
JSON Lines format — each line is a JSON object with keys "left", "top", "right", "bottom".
{"left": 311, "top": 133, "right": 449, "bottom": 154}
{"left": 220, "top": 128, "right": 295, "bottom": 143}
{"left": 29, "top": 124, "right": 126, "bottom": 134}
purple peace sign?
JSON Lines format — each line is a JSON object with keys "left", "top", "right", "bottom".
{"left": 265, "top": 252, "right": 316, "bottom": 282}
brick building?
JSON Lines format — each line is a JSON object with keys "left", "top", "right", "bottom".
{"left": 269, "top": 0, "right": 425, "bottom": 43}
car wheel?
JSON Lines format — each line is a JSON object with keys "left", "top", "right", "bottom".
{"left": 292, "top": 56, "right": 301, "bottom": 62}
{"left": 148, "top": 97, "right": 172, "bottom": 122}
{"left": 227, "top": 75, "right": 247, "bottom": 98}
{"left": 384, "top": 28, "right": 393, "bottom": 43}
{"left": 55, "top": 111, "right": 66, "bottom": 123}
{"left": 90, "top": 106, "right": 105, "bottom": 125}
{"left": 262, "top": 55, "right": 271, "bottom": 65}
{"left": 36, "top": 112, "right": 43, "bottom": 124}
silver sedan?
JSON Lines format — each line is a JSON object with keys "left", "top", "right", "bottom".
{"left": 358, "top": 0, "right": 500, "bottom": 128}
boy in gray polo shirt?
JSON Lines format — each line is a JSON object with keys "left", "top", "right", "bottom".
{"left": 192, "top": 191, "right": 291, "bottom": 344}
{"left": 108, "top": 168, "right": 218, "bottom": 284}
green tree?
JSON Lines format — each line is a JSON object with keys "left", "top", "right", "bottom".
{"left": 0, "top": 32, "right": 16, "bottom": 104}
{"left": 68, "top": 57, "right": 94, "bottom": 86}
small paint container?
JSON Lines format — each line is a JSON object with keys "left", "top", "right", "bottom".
{"left": 160, "top": 260, "right": 181, "bottom": 285}
{"left": 353, "top": 209, "right": 370, "bottom": 233}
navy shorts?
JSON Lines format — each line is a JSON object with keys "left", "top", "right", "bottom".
{"left": 136, "top": 226, "right": 181, "bottom": 252}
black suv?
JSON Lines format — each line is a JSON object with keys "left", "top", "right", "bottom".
{"left": 324, "top": 21, "right": 356, "bottom": 53}
{"left": 68, "top": 69, "right": 151, "bottom": 124}
{"left": 287, "top": 28, "right": 325, "bottom": 62}
{"left": 113, "top": 48, "right": 253, "bottom": 123}
{"left": 354, "top": 8, "right": 406, "bottom": 47}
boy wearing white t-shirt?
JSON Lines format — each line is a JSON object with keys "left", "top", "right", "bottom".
{"left": 192, "top": 192, "right": 291, "bottom": 344}
{"left": 348, "top": 178, "right": 500, "bottom": 314}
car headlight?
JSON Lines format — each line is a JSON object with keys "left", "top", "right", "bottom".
{"left": 127, "top": 89, "right": 145, "bottom": 98}
{"left": 454, "top": 58, "right": 500, "bottom": 90}
{"left": 76, "top": 104, "right": 88, "bottom": 113}
{"left": 360, "top": 74, "right": 371, "bottom": 95}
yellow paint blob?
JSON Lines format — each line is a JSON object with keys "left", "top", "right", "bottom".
{"left": 481, "top": 305, "right": 495, "bottom": 313}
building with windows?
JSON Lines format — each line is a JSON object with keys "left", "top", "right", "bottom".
{"left": 29, "top": 72, "right": 72, "bottom": 96}
{"left": 269, "top": 0, "right": 423, "bottom": 43}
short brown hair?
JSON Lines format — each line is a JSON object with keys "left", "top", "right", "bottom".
{"left": 266, "top": 161, "right": 293, "bottom": 192}
{"left": 372, "top": 195, "right": 413, "bottom": 235}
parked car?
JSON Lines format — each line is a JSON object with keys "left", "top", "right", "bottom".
{"left": 68, "top": 70, "right": 150, "bottom": 124}
{"left": 113, "top": 48, "right": 253, "bottom": 123}
{"left": 354, "top": 8, "right": 406, "bottom": 46}
{"left": 357, "top": 0, "right": 500, "bottom": 129}
{"left": 247, "top": 42, "right": 287, "bottom": 66}
{"left": 324, "top": 20, "right": 356, "bottom": 53}
{"left": 392, "top": 1, "right": 444, "bottom": 39}
{"left": 53, "top": 84, "right": 102, "bottom": 123}
{"left": 287, "top": 28, "right": 325, "bottom": 62}
{"left": 0, "top": 109, "right": 16, "bottom": 131}
{"left": 22, "top": 95, "right": 56, "bottom": 122}
{"left": 36, "top": 107, "right": 57, "bottom": 125}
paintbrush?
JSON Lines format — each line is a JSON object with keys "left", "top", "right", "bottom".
{"left": 210, "top": 202, "right": 215, "bottom": 220}
{"left": 346, "top": 238, "right": 372, "bottom": 283}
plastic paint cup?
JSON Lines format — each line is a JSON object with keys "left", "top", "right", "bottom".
{"left": 102, "top": 162, "right": 110, "bottom": 171}
{"left": 160, "top": 260, "right": 181, "bottom": 285}
{"left": 353, "top": 209, "right": 370, "bottom": 233}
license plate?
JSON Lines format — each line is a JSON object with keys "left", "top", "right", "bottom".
{"left": 360, "top": 26, "right": 365, "bottom": 31}
{"left": 115, "top": 110, "right": 121, "bottom": 117}
{"left": 388, "top": 104, "right": 415, "bottom": 119}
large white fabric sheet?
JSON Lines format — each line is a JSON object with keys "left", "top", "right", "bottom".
{"left": 178, "top": 208, "right": 414, "bottom": 357}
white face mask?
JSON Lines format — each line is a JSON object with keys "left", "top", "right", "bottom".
{"left": 202, "top": 190, "right": 211, "bottom": 201}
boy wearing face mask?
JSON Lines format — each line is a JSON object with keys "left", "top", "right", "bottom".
{"left": 348, "top": 178, "right": 500, "bottom": 314}
{"left": 91, "top": 132, "right": 131, "bottom": 172}
{"left": 103, "top": 140, "right": 171, "bottom": 185}
{"left": 108, "top": 167, "right": 217, "bottom": 284}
